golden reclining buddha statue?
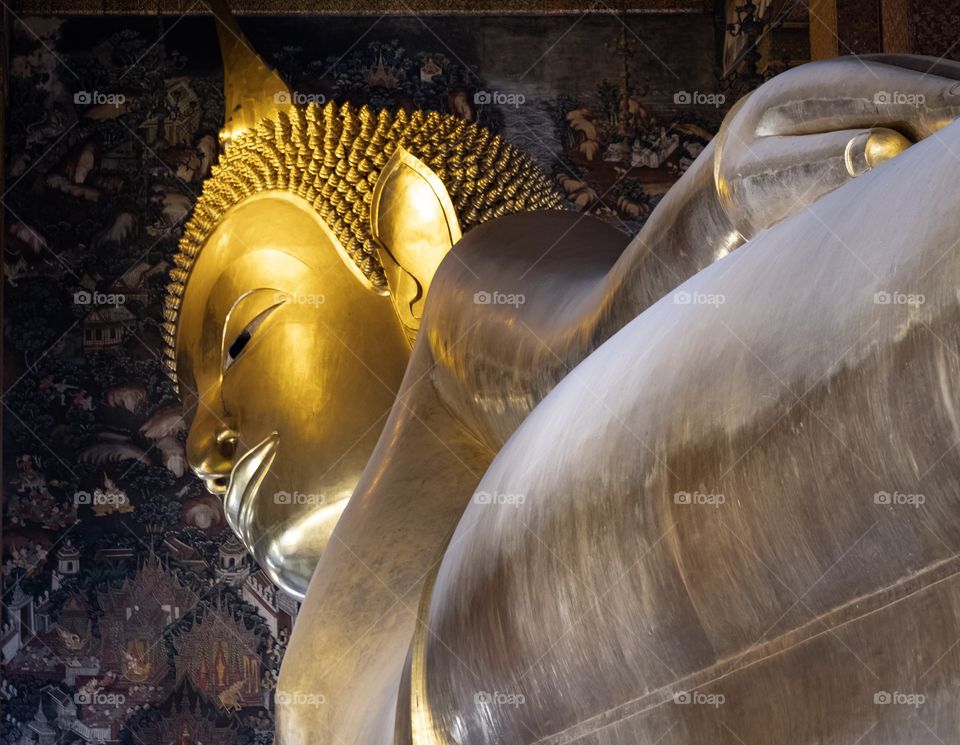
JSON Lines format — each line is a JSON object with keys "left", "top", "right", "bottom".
{"left": 167, "top": 8, "right": 960, "bottom": 744}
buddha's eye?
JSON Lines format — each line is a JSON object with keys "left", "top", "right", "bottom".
{"left": 224, "top": 302, "right": 283, "bottom": 372}
{"left": 228, "top": 329, "right": 251, "bottom": 360}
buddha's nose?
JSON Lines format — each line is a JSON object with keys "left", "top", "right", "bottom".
{"left": 186, "top": 405, "right": 239, "bottom": 496}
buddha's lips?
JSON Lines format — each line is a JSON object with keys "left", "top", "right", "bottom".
{"left": 223, "top": 431, "right": 279, "bottom": 549}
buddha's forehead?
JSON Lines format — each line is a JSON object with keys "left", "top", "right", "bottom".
{"left": 174, "top": 192, "right": 341, "bottom": 391}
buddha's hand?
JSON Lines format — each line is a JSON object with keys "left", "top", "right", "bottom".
{"left": 713, "top": 55, "right": 960, "bottom": 239}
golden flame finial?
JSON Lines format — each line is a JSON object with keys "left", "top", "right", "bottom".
{"left": 205, "top": 0, "right": 291, "bottom": 148}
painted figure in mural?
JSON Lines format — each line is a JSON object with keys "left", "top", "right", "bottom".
{"left": 167, "top": 8, "right": 960, "bottom": 744}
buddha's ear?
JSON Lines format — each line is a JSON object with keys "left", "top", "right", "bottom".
{"left": 370, "top": 146, "right": 462, "bottom": 342}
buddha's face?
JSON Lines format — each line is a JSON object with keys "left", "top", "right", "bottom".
{"left": 176, "top": 192, "right": 410, "bottom": 598}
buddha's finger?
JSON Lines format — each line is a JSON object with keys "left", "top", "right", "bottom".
{"left": 715, "top": 126, "right": 911, "bottom": 238}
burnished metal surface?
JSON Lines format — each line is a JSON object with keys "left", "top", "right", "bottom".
{"left": 174, "top": 190, "right": 412, "bottom": 598}
{"left": 417, "top": 108, "right": 960, "bottom": 745}
{"left": 208, "top": 0, "right": 291, "bottom": 148}
{"left": 169, "top": 15, "right": 960, "bottom": 742}
{"left": 371, "top": 147, "right": 465, "bottom": 343}
{"left": 168, "top": 17, "right": 561, "bottom": 599}
{"left": 272, "top": 58, "right": 960, "bottom": 744}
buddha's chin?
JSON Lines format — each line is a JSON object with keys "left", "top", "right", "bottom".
{"left": 222, "top": 431, "right": 353, "bottom": 599}
{"left": 261, "top": 497, "right": 352, "bottom": 599}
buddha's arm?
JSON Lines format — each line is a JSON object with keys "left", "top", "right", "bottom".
{"left": 275, "top": 343, "right": 495, "bottom": 745}
{"left": 273, "top": 56, "right": 960, "bottom": 745}
{"left": 422, "top": 57, "right": 960, "bottom": 454}
{"left": 415, "top": 116, "right": 960, "bottom": 744}
{"left": 590, "top": 56, "right": 960, "bottom": 344}
{"left": 599, "top": 56, "right": 960, "bottom": 314}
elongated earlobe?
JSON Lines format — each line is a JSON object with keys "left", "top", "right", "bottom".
{"left": 370, "top": 147, "right": 463, "bottom": 342}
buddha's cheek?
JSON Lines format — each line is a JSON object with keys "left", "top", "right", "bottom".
{"left": 218, "top": 326, "right": 374, "bottom": 499}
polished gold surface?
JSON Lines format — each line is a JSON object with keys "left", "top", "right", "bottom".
{"left": 208, "top": 0, "right": 291, "bottom": 147}
{"left": 371, "top": 148, "right": 463, "bottom": 342}
{"left": 166, "top": 18, "right": 562, "bottom": 598}
{"left": 164, "top": 101, "right": 562, "bottom": 362}
{"left": 168, "top": 12, "right": 960, "bottom": 742}
{"left": 175, "top": 190, "right": 411, "bottom": 598}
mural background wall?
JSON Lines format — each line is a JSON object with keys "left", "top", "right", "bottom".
{"left": 0, "top": 3, "right": 953, "bottom": 743}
